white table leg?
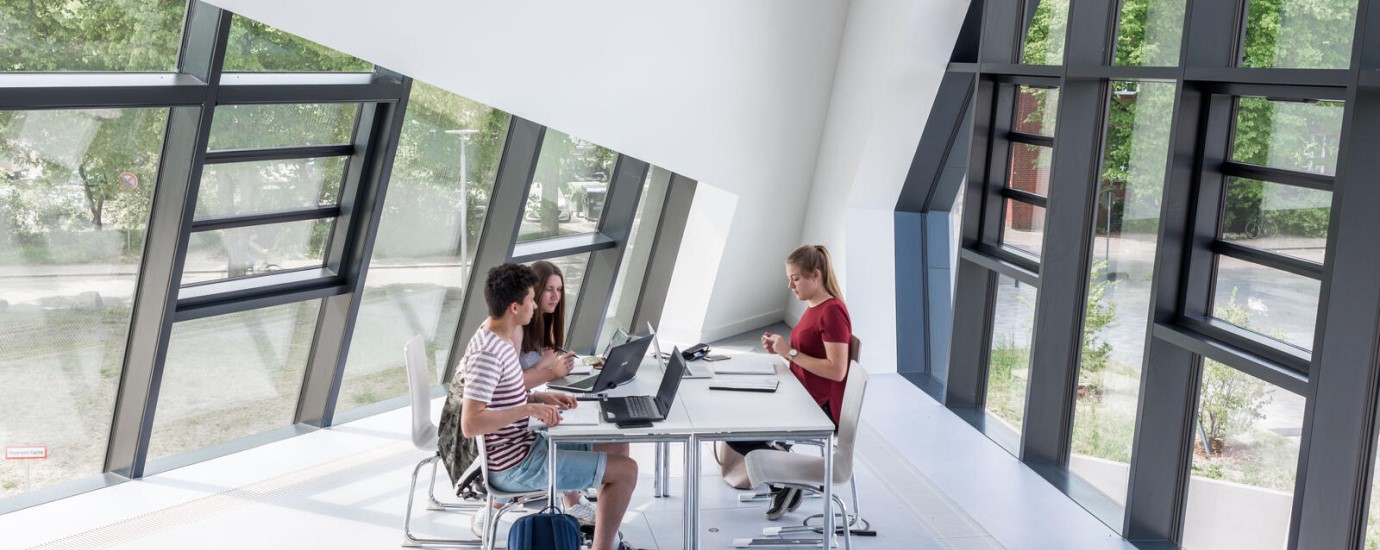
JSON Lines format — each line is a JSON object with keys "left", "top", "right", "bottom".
{"left": 823, "top": 436, "right": 834, "bottom": 547}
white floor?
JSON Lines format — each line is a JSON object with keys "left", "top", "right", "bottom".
{"left": 1, "top": 328, "right": 1142, "bottom": 550}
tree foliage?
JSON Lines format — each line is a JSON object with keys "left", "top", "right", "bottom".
{"left": 0, "top": 2, "right": 514, "bottom": 266}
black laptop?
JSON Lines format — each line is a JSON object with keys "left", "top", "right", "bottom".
{"left": 600, "top": 346, "right": 688, "bottom": 423}
{"left": 548, "top": 334, "right": 653, "bottom": 393}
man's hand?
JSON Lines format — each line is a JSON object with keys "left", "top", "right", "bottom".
{"left": 534, "top": 391, "right": 578, "bottom": 410}
{"left": 526, "top": 403, "right": 562, "bottom": 426}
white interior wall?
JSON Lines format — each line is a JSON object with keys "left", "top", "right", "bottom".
{"left": 207, "top": 0, "right": 850, "bottom": 345}
{"left": 795, "top": 0, "right": 970, "bottom": 373}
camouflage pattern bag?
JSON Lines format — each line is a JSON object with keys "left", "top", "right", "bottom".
{"left": 437, "top": 376, "right": 484, "bottom": 498}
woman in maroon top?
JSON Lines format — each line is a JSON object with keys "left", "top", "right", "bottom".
{"left": 733, "top": 244, "right": 853, "bottom": 520}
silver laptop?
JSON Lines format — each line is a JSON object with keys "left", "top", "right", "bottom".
{"left": 647, "top": 321, "right": 710, "bottom": 379}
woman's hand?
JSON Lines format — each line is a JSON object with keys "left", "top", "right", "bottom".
{"left": 765, "top": 333, "right": 789, "bottom": 359}
{"left": 526, "top": 403, "right": 562, "bottom": 426}
{"left": 536, "top": 349, "right": 575, "bottom": 378}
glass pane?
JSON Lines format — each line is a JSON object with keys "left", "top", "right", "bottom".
{"left": 599, "top": 167, "right": 670, "bottom": 351}
{"left": 1001, "top": 199, "right": 1046, "bottom": 258}
{"left": 180, "top": 219, "right": 334, "bottom": 285}
{"left": 208, "top": 104, "right": 357, "bottom": 150}
{"left": 335, "top": 81, "right": 510, "bottom": 414}
{"left": 548, "top": 254, "right": 592, "bottom": 329}
{"left": 1021, "top": 0, "right": 1070, "bottom": 65}
{"left": 0, "top": 1, "right": 184, "bottom": 72}
{"left": 985, "top": 275, "right": 1037, "bottom": 443}
{"left": 1014, "top": 86, "right": 1059, "bottom": 137}
{"left": 223, "top": 15, "right": 372, "bottom": 72}
{"left": 1242, "top": 0, "right": 1358, "bottom": 69}
{"left": 1231, "top": 98, "right": 1344, "bottom": 175}
{"left": 1182, "top": 362, "right": 1303, "bottom": 550}
{"left": 1221, "top": 177, "right": 1330, "bottom": 264}
{"left": 0, "top": 108, "right": 166, "bottom": 499}
{"left": 519, "top": 129, "right": 616, "bottom": 243}
{"left": 147, "top": 302, "right": 321, "bottom": 462}
{"left": 1212, "top": 256, "right": 1320, "bottom": 351}
{"left": 1114, "top": 0, "right": 1187, "bottom": 66}
{"left": 1070, "top": 81, "right": 1177, "bottom": 512}
{"left": 196, "top": 157, "right": 346, "bottom": 219}
{"left": 1009, "top": 143, "right": 1052, "bottom": 196}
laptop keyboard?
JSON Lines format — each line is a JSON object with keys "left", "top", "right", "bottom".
{"left": 566, "top": 375, "right": 598, "bottom": 391}
{"left": 627, "top": 396, "right": 658, "bottom": 418}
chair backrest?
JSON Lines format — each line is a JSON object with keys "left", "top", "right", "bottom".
{"left": 404, "top": 334, "right": 437, "bottom": 449}
{"left": 848, "top": 335, "right": 862, "bottom": 363}
{"left": 831, "top": 359, "right": 868, "bottom": 484}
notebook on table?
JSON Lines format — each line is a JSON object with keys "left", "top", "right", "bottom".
{"left": 708, "top": 376, "right": 779, "bottom": 392}
{"left": 528, "top": 403, "right": 601, "bottom": 429}
{"left": 710, "top": 356, "right": 779, "bottom": 375}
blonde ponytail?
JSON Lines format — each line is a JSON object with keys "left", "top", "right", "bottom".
{"left": 787, "top": 244, "right": 843, "bottom": 303}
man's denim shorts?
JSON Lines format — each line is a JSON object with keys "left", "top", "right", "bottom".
{"left": 487, "top": 432, "right": 608, "bottom": 493}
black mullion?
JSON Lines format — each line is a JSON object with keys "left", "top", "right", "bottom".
{"left": 1153, "top": 321, "right": 1309, "bottom": 393}
{"left": 204, "top": 144, "right": 354, "bottom": 164}
{"left": 190, "top": 206, "right": 339, "bottom": 232}
{"left": 1008, "top": 131, "right": 1055, "bottom": 147}
{"left": 1219, "top": 160, "right": 1334, "bottom": 191}
{"left": 1185, "top": 67, "right": 1350, "bottom": 87}
{"left": 984, "top": 63, "right": 1064, "bottom": 78}
{"left": 1001, "top": 187, "right": 1049, "bottom": 207}
{"left": 1212, "top": 240, "right": 1324, "bottom": 280}
{"left": 1195, "top": 81, "right": 1347, "bottom": 102}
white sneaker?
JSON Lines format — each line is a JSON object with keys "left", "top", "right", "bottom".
{"left": 566, "top": 501, "right": 597, "bottom": 526}
{"left": 469, "top": 505, "right": 490, "bottom": 538}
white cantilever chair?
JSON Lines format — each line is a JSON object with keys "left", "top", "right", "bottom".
{"left": 734, "top": 360, "right": 869, "bottom": 549}
{"left": 402, "top": 334, "right": 482, "bottom": 547}
{"left": 738, "top": 335, "right": 866, "bottom": 522}
{"left": 475, "top": 434, "right": 549, "bottom": 550}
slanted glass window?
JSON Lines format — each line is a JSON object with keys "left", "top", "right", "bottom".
{"left": 1211, "top": 256, "right": 1320, "bottom": 351}
{"left": 1021, "top": 0, "right": 1070, "bottom": 65}
{"left": 1069, "top": 81, "right": 1176, "bottom": 511}
{"left": 1230, "top": 98, "right": 1344, "bottom": 175}
{"left": 984, "top": 274, "right": 1037, "bottom": 452}
{"left": 1241, "top": 0, "right": 1359, "bottom": 69}
{"left": 0, "top": 1, "right": 185, "bottom": 72}
{"left": 519, "top": 129, "right": 616, "bottom": 244}
{"left": 195, "top": 157, "right": 346, "bottom": 218}
{"left": 223, "top": 15, "right": 373, "bottom": 72}
{"left": 208, "top": 104, "right": 358, "bottom": 150}
{"left": 1114, "top": 0, "right": 1188, "bottom": 66}
{"left": 1182, "top": 362, "right": 1303, "bottom": 549}
{"left": 335, "top": 82, "right": 510, "bottom": 414}
{"left": 180, "top": 219, "right": 335, "bottom": 285}
{"left": 147, "top": 301, "right": 322, "bottom": 463}
{"left": 0, "top": 108, "right": 167, "bottom": 498}
{"left": 1015, "top": 86, "right": 1059, "bottom": 137}
{"left": 599, "top": 167, "right": 670, "bottom": 351}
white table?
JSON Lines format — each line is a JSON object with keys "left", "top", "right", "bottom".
{"left": 678, "top": 353, "right": 837, "bottom": 548}
{"left": 545, "top": 353, "right": 836, "bottom": 549}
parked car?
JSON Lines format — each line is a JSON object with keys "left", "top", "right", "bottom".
{"left": 524, "top": 182, "right": 572, "bottom": 222}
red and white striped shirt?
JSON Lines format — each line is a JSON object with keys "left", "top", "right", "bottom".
{"left": 460, "top": 326, "right": 536, "bottom": 472}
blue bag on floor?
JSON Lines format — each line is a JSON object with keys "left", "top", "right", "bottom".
{"left": 508, "top": 506, "right": 582, "bottom": 550}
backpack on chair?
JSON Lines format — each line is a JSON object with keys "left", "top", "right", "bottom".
{"left": 437, "top": 377, "right": 484, "bottom": 499}
{"left": 508, "top": 506, "right": 583, "bottom": 550}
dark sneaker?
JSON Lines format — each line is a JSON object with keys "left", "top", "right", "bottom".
{"left": 785, "top": 487, "right": 806, "bottom": 513}
{"left": 766, "top": 487, "right": 801, "bottom": 521}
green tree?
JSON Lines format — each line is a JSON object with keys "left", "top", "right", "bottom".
{"left": 1199, "top": 288, "right": 1272, "bottom": 452}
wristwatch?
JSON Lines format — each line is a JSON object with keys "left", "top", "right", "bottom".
{"left": 787, "top": 348, "right": 799, "bottom": 360}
